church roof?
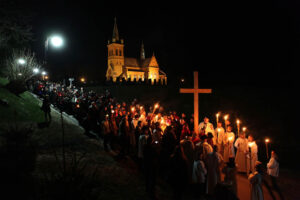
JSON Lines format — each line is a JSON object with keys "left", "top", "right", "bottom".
{"left": 124, "top": 57, "right": 158, "bottom": 68}
{"left": 112, "top": 17, "right": 119, "bottom": 42}
{"left": 124, "top": 57, "right": 140, "bottom": 67}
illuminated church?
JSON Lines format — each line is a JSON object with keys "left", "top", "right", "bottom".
{"left": 106, "top": 18, "right": 167, "bottom": 84}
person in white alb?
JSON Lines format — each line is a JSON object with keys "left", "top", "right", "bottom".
{"left": 198, "top": 117, "right": 215, "bottom": 135}
{"left": 234, "top": 133, "right": 248, "bottom": 173}
{"left": 247, "top": 134, "right": 258, "bottom": 175}
{"left": 267, "top": 150, "right": 284, "bottom": 200}
{"left": 214, "top": 122, "right": 225, "bottom": 158}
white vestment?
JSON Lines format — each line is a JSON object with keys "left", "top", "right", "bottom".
{"left": 247, "top": 141, "right": 258, "bottom": 175}
{"left": 223, "top": 132, "right": 235, "bottom": 163}
{"left": 267, "top": 157, "right": 279, "bottom": 177}
{"left": 234, "top": 137, "right": 248, "bottom": 172}
{"left": 214, "top": 127, "right": 225, "bottom": 156}
{"left": 198, "top": 122, "right": 215, "bottom": 135}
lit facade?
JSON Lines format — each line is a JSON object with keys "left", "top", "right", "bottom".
{"left": 106, "top": 18, "right": 167, "bottom": 84}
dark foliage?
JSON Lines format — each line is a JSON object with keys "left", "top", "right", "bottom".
{"left": 5, "top": 79, "right": 27, "bottom": 96}
{"left": 0, "top": 125, "right": 37, "bottom": 200}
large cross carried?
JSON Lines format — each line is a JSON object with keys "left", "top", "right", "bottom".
{"left": 180, "top": 71, "right": 212, "bottom": 134}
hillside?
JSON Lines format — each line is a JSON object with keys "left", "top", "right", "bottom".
{"left": 0, "top": 77, "right": 170, "bottom": 200}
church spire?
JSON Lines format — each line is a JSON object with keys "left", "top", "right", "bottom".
{"left": 140, "top": 41, "right": 145, "bottom": 60}
{"left": 112, "top": 17, "right": 119, "bottom": 42}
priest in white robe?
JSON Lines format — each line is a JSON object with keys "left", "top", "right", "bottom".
{"left": 223, "top": 126, "right": 235, "bottom": 163}
{"left": 234, "top": 133, "right": 248, "bottom": 173}
{"left": 198, "top": 117, "right": 215, "bottom": 135}
{"left": 214, "top": 122, "right": 225, "bottom": 158}
{"left": 247, "top": 135, "right": 258, "bottom": 175}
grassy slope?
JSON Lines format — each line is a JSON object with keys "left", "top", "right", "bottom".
{"left": 0, "top": 77, "right": 44, "bottom": 124}
{"left": 0, "top": 77, "right": 171, "bottom": 199}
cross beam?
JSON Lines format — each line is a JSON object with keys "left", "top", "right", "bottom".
{"left": 179, "top": 71, "right": 212, "bottom": 134}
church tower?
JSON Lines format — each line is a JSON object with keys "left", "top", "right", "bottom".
{"left": 106, "top": 17, "right": 124, "bottom": 81}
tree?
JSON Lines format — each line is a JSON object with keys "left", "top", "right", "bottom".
{"left": 3, "top": 49, "right": 41, "bottom": 82}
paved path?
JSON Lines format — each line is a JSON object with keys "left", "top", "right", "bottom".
{"left": 236, "top": 173, "right": 280, "bottom": 200}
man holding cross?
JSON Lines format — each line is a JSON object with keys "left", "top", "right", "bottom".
{"left": 179, "top": 71, "right": 212, "bottom": 135}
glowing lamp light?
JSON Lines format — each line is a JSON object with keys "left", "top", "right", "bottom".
{"left": 181, "top": 78, "right": 184, "bottom": 82}
{"left": 216, "top": 113, "right": 220, "bottom": 118}
{"left": 154, "top": 103, "right": 159, "bottom": 109}
{"left": 236, "top": 119, "right": 240, "bottom": 125}
{"left": 33, "top": 68, "right": 39, "bottom": 73}
{"left": 50, "top": 36, "right": 64, "bottom": 47}
{"left": 228, "top": 136, "right": 234, "bottom": 142}
{"left": 42, "top": 71, "right": 47, "bottom": 75}
{"left": 18, "top": 58, "right": 26, "bottom": 65}
{"left": 217, "top": 128, "right": 221, "bottom": 132}
{"left": 242, "top": 127, "right": 247, "bottom": 132}
{"left": 131, "top": 107, "right": 135, "bottom": 112}
{"left": 44, "top": 75, "right": 49, "bottom": 80}
{"left": 76, "top": 104, "right": 80, "bottom": 108}
{"left": 111, "top": 110, "right": 115, "bottom": 114}
{"left": 18, "top": 73, "right": 22, "bottom": 76}
{"left": 140, "top": 106, "right": 143, "bottom": 110}
{"left": 80, "top": 78, "right": 85, "bottom": 82}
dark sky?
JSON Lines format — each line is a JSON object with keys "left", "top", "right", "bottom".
{"left": 20, "top": 0, "right": 299, "bottom": 85}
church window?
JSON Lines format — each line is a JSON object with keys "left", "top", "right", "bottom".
{"left": 119, "top": 50, "right": 122, "bottom": 56}
{"left": 116, "top": 49, "right": 118, "bottom": 56}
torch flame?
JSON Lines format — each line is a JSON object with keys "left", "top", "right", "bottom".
{"left": 265, "top": 138, "right": 270, "bottom": 143}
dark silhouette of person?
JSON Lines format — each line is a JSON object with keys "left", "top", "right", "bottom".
{"left": 41, "top": 95, "right": 51, "bottom": 122}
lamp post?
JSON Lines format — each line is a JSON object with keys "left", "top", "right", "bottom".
{"left": 45, "top": 35, "right": 64, "bottom": 63}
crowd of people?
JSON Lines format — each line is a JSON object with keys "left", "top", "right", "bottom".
{"left": 33, "top": 80, "right": 283, "bottom": 200}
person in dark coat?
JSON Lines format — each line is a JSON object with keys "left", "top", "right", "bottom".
{"left": 143, "top": 135, "right": 158, "bottom": 199}
{"left": 168, "top": 145, "right": 188, "bottom": 200}
{"left": 41, "top": 95, "right": 51, "bottom": 122}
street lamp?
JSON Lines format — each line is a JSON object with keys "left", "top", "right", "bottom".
{"left": 42, "top": 71, "right": 47, "bottom": 80}
{"left": 33, "top": 68, "right": 39, "bottom": 74}
{"left": 18, "top": 58, "right": 26, "bottom": 65}
{"left": 45, "top": 35, "right": 64, "bottom": 63}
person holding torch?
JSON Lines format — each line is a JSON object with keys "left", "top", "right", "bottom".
{"left": 223, "top": 125, "right": 235, "bottom": 163}
{"left": 247, "top": 134, "right": 258, "bottom": 175}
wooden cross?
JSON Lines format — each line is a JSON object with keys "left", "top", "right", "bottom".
{"left": 180, "top": 71, "right": 212, "bottom": 133}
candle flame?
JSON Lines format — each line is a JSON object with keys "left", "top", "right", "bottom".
{"left": 236, "top": 119, "right": 240, "bottom": 124}
{"left": 154, "top": 103, "right": 159, "bottom": 109}
{"left": 216, "top": 113, "right": 219, "bottom": 117}
{"left": 265, "top": 138, "right": 270, "bottom": 143}
{"left": 224, "top": 115, "right": 229, "bottom": 120}
{"left": 242, "top": 127, "right": 247, "bottom": 132}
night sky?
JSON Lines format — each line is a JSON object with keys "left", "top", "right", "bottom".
{"left": 16, "top": 0, "right": 299, "bottom": 85}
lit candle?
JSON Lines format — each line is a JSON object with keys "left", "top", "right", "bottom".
{"left": 236, "top": 119, "right": 240, "bottom": 135}
{"left": 216, "top": 113, "right": 220, "bottom": 126}
{"left": 131, "top": 107, "right": 135, "bottom": 112}
{"left": 265, "top": 138, "right": 270, "bottom": 159}
{"left": 224, "top": 115, "right": 229, "bottom": 131}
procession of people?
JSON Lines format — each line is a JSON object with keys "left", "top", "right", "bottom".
{"left": 31, "top": 80, "right": 283, "bottom": 200}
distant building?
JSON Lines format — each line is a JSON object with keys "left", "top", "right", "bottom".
{"left": 106, "top": 18, "right": 167, "bottom": 84}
